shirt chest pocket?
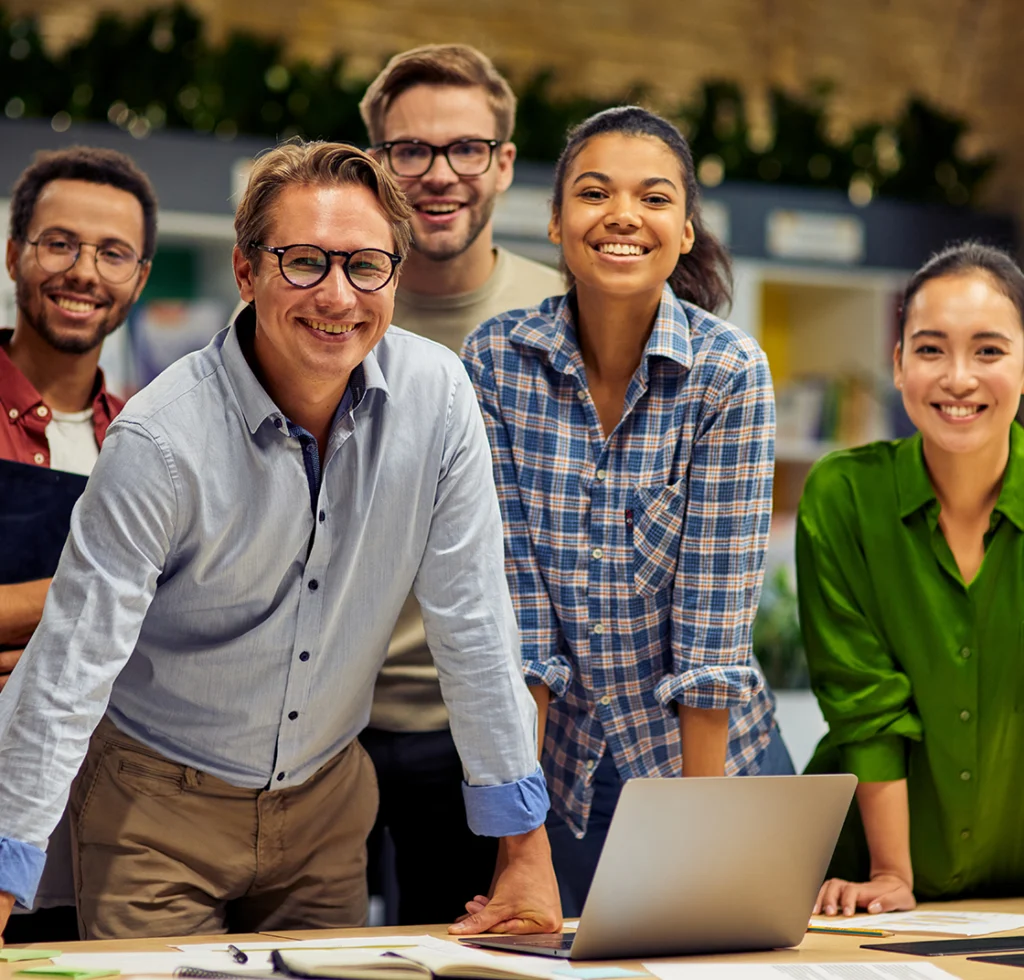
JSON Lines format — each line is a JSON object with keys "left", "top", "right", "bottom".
{"left": 629, "top": 482, "right": 687, "bottom": 597}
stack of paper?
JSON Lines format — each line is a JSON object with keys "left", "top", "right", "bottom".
{"left": 808, "top": 910, "right": 1024, "bottom": 937}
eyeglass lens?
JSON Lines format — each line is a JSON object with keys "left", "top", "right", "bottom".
{"left": 388, "top": 140, "right": 495, "bottom": 177}
{"left": 278, "top": 245, "right": 395, "bottom": 291}
{"left": 35, "top": 232, "right": 139, "bottom": 284}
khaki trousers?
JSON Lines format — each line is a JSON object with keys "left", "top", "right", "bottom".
{"left": 68, "top": 715, "right": 378, "bottom": 939}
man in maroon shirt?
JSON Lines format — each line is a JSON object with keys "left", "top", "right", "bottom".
{"left": 0, "top": 145, "right": 154, "bottom": 942}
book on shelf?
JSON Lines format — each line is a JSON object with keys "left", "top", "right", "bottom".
{"left": 775, "top": 375, "right": 888, "bottom": 460}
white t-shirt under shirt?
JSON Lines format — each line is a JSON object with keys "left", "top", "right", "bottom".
{"left": 46, "top": 407, "right": 99, "bottom": 476}
{"left": 371, "top": 247, "right": 565, "bottom": 733}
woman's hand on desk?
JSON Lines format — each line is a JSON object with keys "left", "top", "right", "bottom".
{"left": 813, "top": 873, "right": 916, "bottom": 917}
{"left": 448, "top": 825, "right": 561, "bottom": 935}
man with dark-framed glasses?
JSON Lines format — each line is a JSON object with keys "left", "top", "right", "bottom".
{"left": 358, "top": 42, "right": 564, "bottom": 929}
{"left": 0, "top": 140, "right": 561, "bottom": 942}
{"left": 0, "top": 146, "right": 154, "bottom": 944}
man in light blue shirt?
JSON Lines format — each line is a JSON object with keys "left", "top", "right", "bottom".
{"left": 0, "top": 141, "right": 560, "bottom": 940}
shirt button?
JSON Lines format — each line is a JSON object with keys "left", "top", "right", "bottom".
{"left": 585, "top": 759, "right": 596, "bottom": 771}
{"left": 596, "top": 469, "right": 607, "bottom": 481}
{"left": 274, "top": 417, "right": 283, "bottom": 428}
{"left": 7, "top": 408, "right": 18, "bottom": 420}
{"left": 960, "top": 646, "right": 972, "bottom": 659}
{"left": 308, "top": 579, "right": 319, "bottom": 591}
{"left": 592, "top": 623, "right": 605, "bottom": 635}
{"left": 318, "top": 510, "right": 326, "bottom": 523}
{"left": 591, "top": 547, "right": 604, "bottom": 559}
{"left": 36, "top": 406, "right": 48, "bottom": 417}
{"left": 576, "top": 390, "right": 586, "bottom": 401}
{"left": 299, "top": 650, "right": 310, "bottom": 662}
{"left": 276, "top": 772, "right": 285, "bottom": 782}
{"left": 959, "top": 710, "right": 971, "bottom": 722}
{"left": 33, "top": 452, "right": 45, "bottom": 464}
{"left": 600, "top": 695, "right": 612, "bottom": 706}
{"left": 288, "top": 710, "right": 298, "bottom": 721}
{"left": 961, "top": 829, "right": 971, "bottom": 840}
{"left": 960, "top": 770, "right": 971, "bottom": 781}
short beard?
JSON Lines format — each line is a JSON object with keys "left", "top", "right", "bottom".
{"left": 413, "top": 196, "right": 496, "bottom": 263}
{"left": 16, "top": 278, "right": 121, "bottom": 354}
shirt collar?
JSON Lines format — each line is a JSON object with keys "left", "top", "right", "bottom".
{"left": 895, "top": 423, "right": 1024, "bottom": 531}
{"left": 224, "top": 304, "right": 388, "bottom": 436}
{"left": 0, "top": 327, "right": 118, "bottom": 425}
{"left": 507, "top": 283, "right": 693, "bottom": 374}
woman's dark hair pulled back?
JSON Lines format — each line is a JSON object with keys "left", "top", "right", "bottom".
{"left": 551, "top": 105, "right": 732, "bottom": 315}
{"left": 898, "top": 240, "right": 1024, "bottom": 344}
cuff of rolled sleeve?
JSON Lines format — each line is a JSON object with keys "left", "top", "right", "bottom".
{"left": 522, "top": 656, "right": 572, "bottom": 699}
{"left": 841, "top": 736, "right": 908, "bottom": 783}
{"left": 655, "top": 664, "right": 764, "bottom": 711}
{"left": 0, "top": 837, "right": 47, "bottom": 909}
{"left": 462, "top": 764, "right": 550, "bottom": 837}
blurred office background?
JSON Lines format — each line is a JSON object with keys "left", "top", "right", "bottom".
{"left": 1, "top": 0, "right": 1022, "bottom": 767}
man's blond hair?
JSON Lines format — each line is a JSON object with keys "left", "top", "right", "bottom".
{"left": 360, "top": 44, "right": 517, "bottom": 145}
{"left": 235, "top": 140, "right": 413, "bottom": 261}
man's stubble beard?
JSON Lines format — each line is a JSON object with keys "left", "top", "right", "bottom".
{"left": 412, "top": 195, "right": 497, "bottom": 263}
{"left": 16, "top": 276, "right": 125, "bottom": 355}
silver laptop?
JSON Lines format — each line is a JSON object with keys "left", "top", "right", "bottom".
{"left": 462, "top": 773, "right": 856, "bottom": 960}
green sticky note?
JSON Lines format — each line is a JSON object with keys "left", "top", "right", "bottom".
{"left": 0, "top": 952, "right": 61, "bottom": 963}
{"left": 17, "top": 969, "right": 119, "bottom": 979}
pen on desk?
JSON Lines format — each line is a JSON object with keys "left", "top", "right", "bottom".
{"left": 807, "top": 926, "right": 894, "bottom": 937}
{"left": 227, "top": 945, "right": 249, "bottom": 964}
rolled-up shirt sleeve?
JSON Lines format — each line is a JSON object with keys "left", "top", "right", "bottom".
{"left": 654, "top": 350, "right": 774, "bottom": 711}
{"left": 414, "top": 365, "right": 548, "bottom": 836}
{"left": 462, "top": 336, "right": 571, "bottom": 699}
{"left": 797, "top": 461, "right": 921, "bottom": 783}
{"left": 0, "top": 421, "right": 177, "bottom": 902}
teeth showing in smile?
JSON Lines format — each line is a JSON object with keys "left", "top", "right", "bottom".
{"left": 419, "top": 203, "right": 460, "bottom": 214}
{"left": 939, "top": 404, "right": 980, "bottom": 418}
{"left": 597, "top": 242, "right": 647, "bottom": 256}
{"left": 54, "top": 297, "right": 98, "bottom": 313}
{"left": 305, "top": 319, "right": 356, "bottom": 335}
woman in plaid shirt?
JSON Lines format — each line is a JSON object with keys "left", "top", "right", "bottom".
{"left": 461, "top": 106, "right": 793, "bottom": 917}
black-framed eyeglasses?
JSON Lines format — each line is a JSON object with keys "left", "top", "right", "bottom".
{"left": 27, "top": 231, "right": 144, "bottom": 284}
{"left": 374, "top": 139, "right": 504, "bottom": 178}
{"left": 252, "top": 243, "right": 402, "bottom": 292}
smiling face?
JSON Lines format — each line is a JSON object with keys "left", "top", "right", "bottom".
{"left": 233, "top": 181, "right": 397, "bottom": 398}
{"left": 894, "top": 270, "right": 1024, "bottom": 457}
{"left": 6, "top": 178, "right": 149, "bottom": 354}
{"left": 379, "top": 83, "right": 514, "bottom": 263}
{"left": 549, "top": 132, "right": 695, "bottom": 302}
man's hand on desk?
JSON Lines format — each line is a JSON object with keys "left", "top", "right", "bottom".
{"left": 0, "top": 889, "right": 16, "bottom": 946}
{"left": 448, "top": 824, "right": 561, "bottom": 936}
{"left": 0, "top": 649, "right": 25, "bottom": 691}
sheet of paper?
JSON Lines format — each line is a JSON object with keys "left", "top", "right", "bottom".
{"left": 171, "top": 936, "right": 432, "bottom": 953}
{"left": 562, "top": 919, "right": 580, "bottom": 930}
{"left": 51, "top": 952, "right": 275, "bottom": 975}
{"left": 809, "top": 910, "right": 1024, "bottom": 936}
{"left": 555, "top": 968, "right": 646, "bottom": 978}
{"left": 643, "top": 962, "right": 955, "bottom": 980}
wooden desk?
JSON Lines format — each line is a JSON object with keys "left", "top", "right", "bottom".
{"left": 6, "top": 900, "right": 1024, "bottom": 980}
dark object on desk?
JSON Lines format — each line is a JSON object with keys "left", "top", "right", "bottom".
{"left": 226, "top": 947, "right": 249, "bottom": 965}
{"left": 0, "top": 458, "right": 87, "bottom": 584}
{"left": 862, "top": 936, "right": 1024, "bottom": 956}
{"left": 967, "top": 953, "right": 1024, "bottom": 968}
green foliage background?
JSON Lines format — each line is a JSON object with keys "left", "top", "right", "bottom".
{"left": 0, "top": 3, "right": 994, "bottom": 207}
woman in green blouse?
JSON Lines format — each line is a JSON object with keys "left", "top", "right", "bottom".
{"left": 799, "top": 241, "right": 1024, "bottom": 916}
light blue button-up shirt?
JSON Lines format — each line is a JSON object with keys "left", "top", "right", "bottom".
{"left": 0, "top": 309, "right": 546, "bottom": 908}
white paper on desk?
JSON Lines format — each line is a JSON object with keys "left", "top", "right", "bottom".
{"left": 171, "top": 936, "right": 433, "bottom": 952}
{"left": 411, "top": 937, "right": 573, "bottom": 978}
{"left": 52, "top": 951, "right": 277, "bottom": 974}
{"left": 809, "top": 910, "right": 1024, "bottom": 936}
{"left": 643, "top": 963, "right": 955, "bottom": 980}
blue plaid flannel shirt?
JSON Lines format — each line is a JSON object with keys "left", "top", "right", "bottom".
{"left": 462, "top": 285, "right": 778, "bottom": 837}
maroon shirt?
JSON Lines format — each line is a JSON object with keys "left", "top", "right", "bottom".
{"left": 0, "top": 329, "right": 124, "bottom": 467}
